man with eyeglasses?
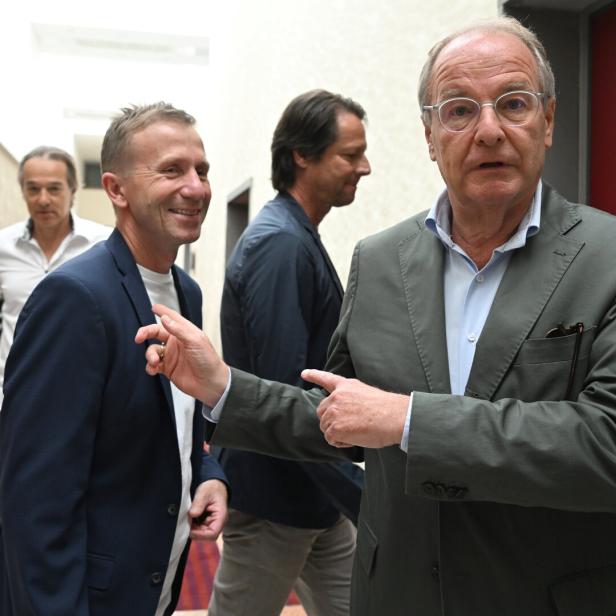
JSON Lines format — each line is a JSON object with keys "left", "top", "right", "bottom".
{"left": 136, "top": 17, "right": 616, "bottom": 615}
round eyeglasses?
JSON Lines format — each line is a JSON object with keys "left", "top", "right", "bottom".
{"left": 422, "top": 90, "right": 545, "bottom": 133}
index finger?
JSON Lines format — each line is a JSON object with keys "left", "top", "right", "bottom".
{"left": 301, "top": 369, "right": 346, "bottom": 393}
{"left": 151, "top": 303, "right": 183, "bottom": 323}
{"left": 134, "top": 322, "right": 170, "bottom": 345}
{"left": 151, "top": 304, "right": 205, "bottom": 345}
{"left": 190, "top": 513, "right": 224, "bottom": 541}
{"left": 134, "top": 304, "right": 192, "bottom": 345}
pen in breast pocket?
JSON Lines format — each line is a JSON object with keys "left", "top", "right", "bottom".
{"left": 545, "top": 322, "right": 584, "bottom": 399}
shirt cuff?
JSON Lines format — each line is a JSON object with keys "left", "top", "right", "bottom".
{"left": 202, "top": 367, "right": 232, "bottom": 423}
{"left": 400, "top": 392, "right": 414, "bottom": 453}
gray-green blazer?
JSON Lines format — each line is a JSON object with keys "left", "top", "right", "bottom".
{"left": 211, "top": 184, "right": 616, "bottom": 616}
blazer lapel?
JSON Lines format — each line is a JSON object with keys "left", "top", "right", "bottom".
{"left": 172, "top": 267, "right": 195, "bottom": 323}
{"left": 311, "top": 230, "right": 344, "bottom": 299}
{"left": 465, "top": 188, "right": 584, "bottom": 400}
{"left": 399, "top": 223, "right": 451, "bottom": 394}
{"left": 107, "top": 229, "right": 175, "bottom": 415}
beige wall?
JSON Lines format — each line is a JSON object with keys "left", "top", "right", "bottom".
{"left": 193, "top": 0, "right": 498, "bottom": 348}
{"left": 76, "top": 188, "right": 116, "bottom": 227}
{"left": 0, "top": 143, "right": 23, "bottom": 228}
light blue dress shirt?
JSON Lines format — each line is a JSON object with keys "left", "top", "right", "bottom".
{"left": 400, "top": 182, "right": 543, "bottom": 451}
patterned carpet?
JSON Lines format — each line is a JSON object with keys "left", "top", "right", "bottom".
{"left": 176, "top": 540, "right": 300, "bottom": 610}
{"left": 176, "top": 540, "right": 220, "bottom": 610}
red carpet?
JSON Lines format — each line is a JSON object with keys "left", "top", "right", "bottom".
{"left": 176, "top": 540, "right": 220, "bottom": 610}
{"left": 177, "top": 540, "right": 300, "bottom": 610}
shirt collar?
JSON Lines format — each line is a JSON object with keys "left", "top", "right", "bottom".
{"left": 23, "top": 218, "right": 34, "bottom": 240}
{"left": 425, "top": 180, "right": 542, "bottom": 253}
{"left": 22, "top": 213, "right": 77, "bottom": 242}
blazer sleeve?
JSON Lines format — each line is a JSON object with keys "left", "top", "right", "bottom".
{"left": 210, "top": 243, "right": 364, "bottom": 464}
{"left": 0, "top": 273, "right": 108, "bottom": 616}
{"left": 223, "top": 230, "right": 315, "bottom": 386}
{"left": 200, "top": 449, "right": 228, "bottom": 484}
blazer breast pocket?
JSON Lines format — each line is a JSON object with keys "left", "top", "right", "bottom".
{"left": 498, "top": 326, "right": 597, "bottom": 401}
{"left": 87, "top": 552, "right": 115, "bottom": 591}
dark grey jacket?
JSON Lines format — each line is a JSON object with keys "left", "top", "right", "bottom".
{"left": 210, "top": 185, "right": 616, "bottom": 615}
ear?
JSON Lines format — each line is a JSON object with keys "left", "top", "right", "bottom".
{"left": 424, "top": 121, "right": 437, "bottom": 162}
{"left": 68, "top": 185, "right": 77, "bottom": 208}
{"left": 102, "top": 172, "right": 128, "bottom": 209}
{"left": 543, "top": 97, "right": 556, "bottom": 149}
{"left": 292, "top": 150, "right": 309, "bottom": 170}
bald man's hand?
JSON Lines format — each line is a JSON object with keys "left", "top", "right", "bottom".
{"left": 135, "top": 303, "right": 229, "bottom": 407}
{"left": 302, "top": 370, "right": 409, "bottom": 449}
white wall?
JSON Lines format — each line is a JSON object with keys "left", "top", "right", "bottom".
{"left": 0, "top": 0, "right": 216, "bottom": 161}
{"left": 194, "top": 0, "right": 498, "bottom": 347}
{"left": 0, "top": 0, "right": 499, "bottom": 345}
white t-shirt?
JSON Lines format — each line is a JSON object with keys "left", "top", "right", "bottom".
{"left": 137, "top": 264, "right": 195, "bottom": 616}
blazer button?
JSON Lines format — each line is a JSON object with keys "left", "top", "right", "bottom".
{"left": 422, "top": 482, "right": 436, "bottom": 497}
{"left": 456, "top": 487, "right": 468, "bottom": 499}
{"left": 150, "top": 571, "right": 164, "bottom": 586}
{"left": 446, "top": 485, "right": 467, "bottom": 500}
{"left": 427, "top": 482, "right": 447, "bottom": 498}
{"left": 167, "top": 503, "right": 178, "bottom": 516}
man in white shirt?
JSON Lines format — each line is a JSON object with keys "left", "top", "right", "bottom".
{"left": 0, "top": 146, "right": 111, "bottom": 404}
{"left": 0, "top": 104, "right": 228, "bottom": 616}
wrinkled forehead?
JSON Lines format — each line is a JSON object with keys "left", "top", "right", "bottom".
{"left": 431, "top": 31, "right": 540, "bottom": 99}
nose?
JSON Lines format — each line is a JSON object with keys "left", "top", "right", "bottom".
{"left": 357, "top": 154, "right": 371, "bottom": 177}
{"left": 37, "top": 188, "right": 51, "bottom": 207}
{"left": 181, "top": 168, "right": 211, "bottom": 203}
{"left": 473, "top": 104, "right": 505, "bottom": 147}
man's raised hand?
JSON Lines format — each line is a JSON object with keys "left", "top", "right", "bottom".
{"left": 135, "top": 304, "right": 229, "bottom": 407}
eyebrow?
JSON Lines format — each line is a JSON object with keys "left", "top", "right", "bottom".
{"left": 341, "top": 143, "right": 367, "bottom": 153}
{"left": 438, "top": 81, "right": 534, "bottom": 101}
{"left": 24, "top": 180, "right": 64, "bottom": 187}
{"left": 158, "top": 158, "right": 210, "bottom": 172}
{"left": 438, "top": 88, "right": 468, "bottom": 100}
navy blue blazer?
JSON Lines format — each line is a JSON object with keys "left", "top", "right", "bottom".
{"left": 0, "top": 229, "right": 226, "bottom": 616}
{"left": 215, "top": 192, "right": 363, "bottom": 528}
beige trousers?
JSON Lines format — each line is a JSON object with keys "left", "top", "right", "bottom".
{"left": 207, "top": 509, "right": 356, "bottom": 616}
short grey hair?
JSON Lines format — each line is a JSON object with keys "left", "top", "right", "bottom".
{"left": 418, "top": 16, "right": 556, "bottom": 123}
{"left": 18, "top": 146, "right": 78, "bottom": 193}
{"left": 101, "top": 102, "right": 196, "bottom": 172}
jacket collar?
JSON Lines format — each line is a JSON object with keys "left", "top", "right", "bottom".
{"left": 277, "top": 191, "right": 344, "bottom": 298}
{"left": 277, "top": 191, "right": 318, "bottom": 233}
{"left": 465, "top": 184, "right": 583, "bottom": 399}
{"left": 398, "top": 183, "right": 584, "bottom": 398}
